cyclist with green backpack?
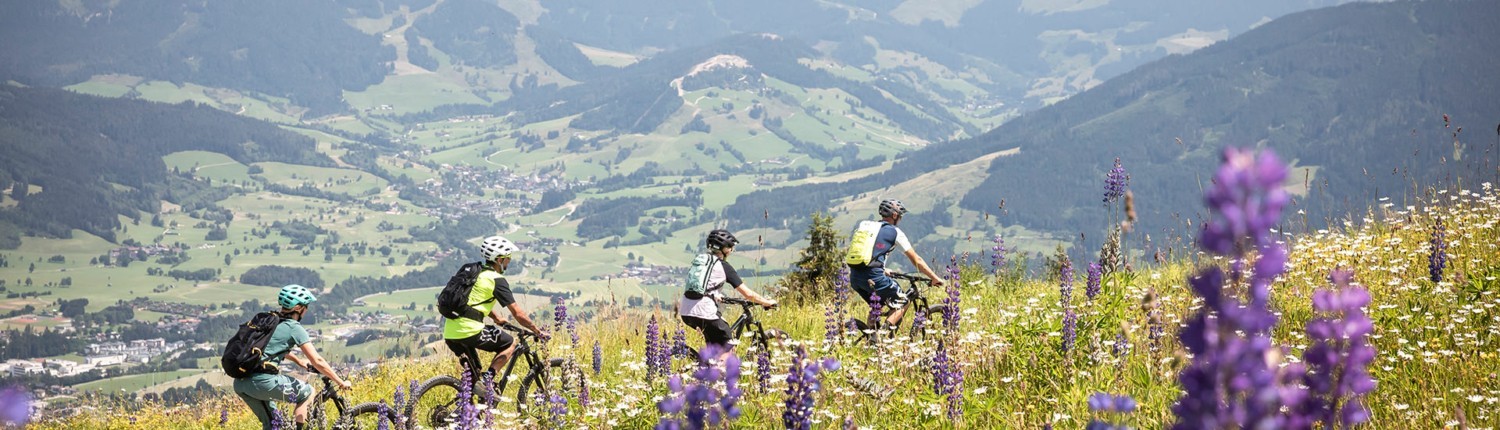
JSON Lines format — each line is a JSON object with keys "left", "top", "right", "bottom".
{"left": 443, "top": 235, "right": 548, "bottom": 385}
{"left": 846, "top": 199, "right": 945, "bottom": 327}
{"left": 230, "top": 284, "right": 350, "bottom": 430}
{"left": 678, "top": 229, "right": 778, "bottom": 349}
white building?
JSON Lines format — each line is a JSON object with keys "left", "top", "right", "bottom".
{"left": 85, "top": 354, "right": 127, "bottom": 367}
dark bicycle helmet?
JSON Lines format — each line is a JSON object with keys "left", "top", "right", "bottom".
{"left": 706, "top": 229, "right": 739, "bottom": 251}
{"left": 878, "top": 199, "right": 909, "bottom": 217}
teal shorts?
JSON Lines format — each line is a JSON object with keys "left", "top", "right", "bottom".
{"left": 233, "top": 374, "right": 313, "bottom": 430}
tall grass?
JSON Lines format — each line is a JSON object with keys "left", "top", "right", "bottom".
{"left": 38, "top": 182, "right": 1499, "bottom": 429}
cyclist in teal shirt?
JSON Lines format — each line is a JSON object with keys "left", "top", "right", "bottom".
{"left": 233, "top": 285, "right": 351, "bottom": 430}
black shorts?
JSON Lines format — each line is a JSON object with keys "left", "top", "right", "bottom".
{"left": 681, "top": 315, "right": 733, "bottom": 348}
{"left": 444, "top": 325, "right": 515, "bottom": 375}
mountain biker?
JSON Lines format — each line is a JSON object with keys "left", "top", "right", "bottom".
{"left": 678, "top": 229, "right": 778, "bottom": 350}
{"left": 233, "top": 284, "right": 351, "bottom": 430}
{"left": 444, "top": 235, "right": 548, "bottom": 386}
{"left": 847, "top": 199, "right": 945, "bottom": 327}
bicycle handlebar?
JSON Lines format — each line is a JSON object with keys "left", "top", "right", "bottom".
{"left": 500, "top": 322, "right": 546, "bottom": 341}
{"left": 720, "top": 297, "right": 775, "bottom": 310}
{"left": 886, "top": 271, "right": 932, "bottom": 283}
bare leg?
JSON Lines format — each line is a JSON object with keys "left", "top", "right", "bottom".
{"left": 293, "top": 396, "right": 312, "bottom": 426}
{"left": 885, "top": 303, "right": 909, "bottom": 327}
{"left": 489, "top": 342, "right": 517, "bottom": 376}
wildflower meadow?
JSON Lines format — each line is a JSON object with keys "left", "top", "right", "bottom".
{"left": 36, "top": 149, "right": 1500, "bottom": 429}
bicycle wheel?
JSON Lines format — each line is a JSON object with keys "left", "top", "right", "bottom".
{"left": 409, "top": 375, "right": 464, "bottom": 428}
{"left": 516, "top": 358, "right": 565, "bottom": 414}
{"left": 307, "top": 392, "right": 347, "bottom": 430}
{"left": 916, "top": 304, "right": 950, "bottom": 338}
{"left": 337, "top": 402, "right": 388, "bottom": 430}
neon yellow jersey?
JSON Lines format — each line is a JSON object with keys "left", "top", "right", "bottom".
{"left": 442, "top": 270, "right": 515, "bottom": 339}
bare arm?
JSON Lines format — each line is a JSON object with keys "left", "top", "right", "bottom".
{"left": 507, "top": 303, "right": 548, "bottom": 339}
{"left": 904, "top": 249, "right": 945, "bottom": 286}
{"left": 488, "top": 307, "right": 510, "bottom": 326}
{"left": 296, "top": 343, "right": 351, "bottom": 390}
{"left": 733, "top": 284, "right": 777, "bottom": 308}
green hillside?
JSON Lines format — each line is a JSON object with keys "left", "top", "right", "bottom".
{"left": 36, "top": 176, "right": 1500, "bottom": 429}
{"left": 725, "top": 0, "right": 1500, "bottom": 255}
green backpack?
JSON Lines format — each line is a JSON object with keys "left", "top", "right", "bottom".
{"left": 683, "top": 254, "right": 719, "bottom": 298}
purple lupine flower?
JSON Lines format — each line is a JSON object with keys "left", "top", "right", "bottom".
{"left": 1088, "top": 392, "right": 1138, "bottom": 413}
{"left": 1173, "top": 148, "right": 1293, "bottom": 430}
{"left": 456, "top": 367, "right": 478, "bottom": 429}
{"left": 553, "top": 297, "right": 568, "bottom": 334}
{"left": 823, "top": 304, "right": 839, "bottom": 344}
{"left": 782, "top": 346, "right": 839, "bottom": 430}
{"left": 568, "top": 315, "right": 580, "bottom": 346}
{"left": 549, "top": 393, "right": 568, "bottom": 427}
{"left": 2, "top": 385, "right": 33, "bottom": 427}
{"left": 755, "top": 347, "right": 772, "bottom": 394}
{"left": 219, "top": 407, "right": 228, "bottom": 427}
{"left": 942, "top": 262, "right": 962, "bottom": 333}
{"left": 269, "top": 407, "right": 285, "bottom": 430}
{"left": 1061, "top": 308, "right": 1077, "bottom": 354}
{"left": 659, "top": 327, "right": 675, "bottom": 373}
{"left": 376, "top": 403, "right": 393, "bottom": 430}
{"left": 1198, "top": 148, "right": 1290, "bottom": 257}
{"left": 579, "top": 372, "right": 592, "bottom": 408}
{"left": 593, "top": 340, "right": 604, "bottom": 375}
{"left": 1111, "top": 333, "right": 1128, "bottom": 359}
{"left": 646, "top": 316, "right": 662, "bottom": 380}
{"left": 1059, "top": 258, "right": 1074, "bottom": 308}
{"left": 481, "top": 370, "right": 496, "bottom": 427}
{"left": 835, "top": 266, "right": 852, "bottom": 338}
{"left": 1086, "top": 262, "right": 1103, "bottom": 301}
{"left": 656, "top": 345, "right": 745, "bottom": 429}
{"left": 930, "top": 340, "right": 965, "bottom": 419}
{"left": 1429, "top": 217, "right": 1447, "bottom": 282}
{"left": 1087, "top": 393, "right": 1137, "bottom": 430}
{"left": 1297, "top": 269, "right": 1376, "bottom": 428}
{"left": 931, "top": 340, "right": 949, "bottom": 395}
{"left": 673, "top": 326, "right": 688, "bottom": 358}
{"left": 990, "top": 234, "right": 1007, "bottom": 274}
{"left": 910, "top": 302, "right": 929, "bottom": 338}
{"left": 1104, "top": 157, "right": 1129, "bottom": 204}
{"left": 867, "top": 291, "right": 883, "bottom": 335}
{"left": 392, "top": 383, "right": 407, "bottom": 426}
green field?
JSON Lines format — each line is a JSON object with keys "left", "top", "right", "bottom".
{"left": 343, "top": 74, "right": 487, "bottom": 116}
{"left": 74, "top": 369, "right": 209, "bottom": 394}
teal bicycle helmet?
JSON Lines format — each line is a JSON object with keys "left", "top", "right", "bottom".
{"left": 278, "top": 284, "right": 318, "bottom": 309}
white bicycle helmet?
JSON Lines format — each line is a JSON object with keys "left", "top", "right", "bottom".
{"left": 480, "top": 235, "right": 519, "bottom": 260}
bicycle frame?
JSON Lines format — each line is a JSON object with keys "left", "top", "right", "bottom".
{"left": 720, "top": 297, "right": 774, "bottom": 349}
{"left": 491, "top": 322, "right": 545, "bottom": 394}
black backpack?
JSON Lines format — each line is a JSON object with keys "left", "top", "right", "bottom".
{"left": 436, "top": 261, "right": 492, "bottom": 321}
{"left": 221, "top": 311, "right": 288, "bottom": 378}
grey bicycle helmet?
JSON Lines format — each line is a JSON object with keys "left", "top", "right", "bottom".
{"left": 706, "top": 229, "right": 739, "bottom": 251}
{"left": 278, "top": 284, "right": 317, "bottom": 309}
{"left": 878, "top": 199, "right": 909, "bottom": 217}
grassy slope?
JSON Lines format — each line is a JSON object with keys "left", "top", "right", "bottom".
{"left": 39, "top": 182, "right": 1500, "bottom": 429}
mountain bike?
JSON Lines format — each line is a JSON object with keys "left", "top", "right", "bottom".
{"left": 850, "top": 271, "right": 949, "bottom": 343}
{"left": 406, "top": 322, "right": 563, "bottom": 428}
{"left": 679, "top": 296, "right": 785, "bottom": 360}
{"left": 306, "top": 375, "right": 393, "bottom": 430}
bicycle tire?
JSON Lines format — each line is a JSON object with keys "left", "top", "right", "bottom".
{"left": 337, "top": 402, "right": 387, "bottom": 430}
{"left": 516, "top": 358, "right": 565, "bottom": 414}
{"left": 409, "top": 374, "right": 464, "bottom": 428}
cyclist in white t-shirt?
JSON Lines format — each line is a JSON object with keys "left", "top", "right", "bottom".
{"left": 677, "top": 229, "right": 777, "bottom": 349}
